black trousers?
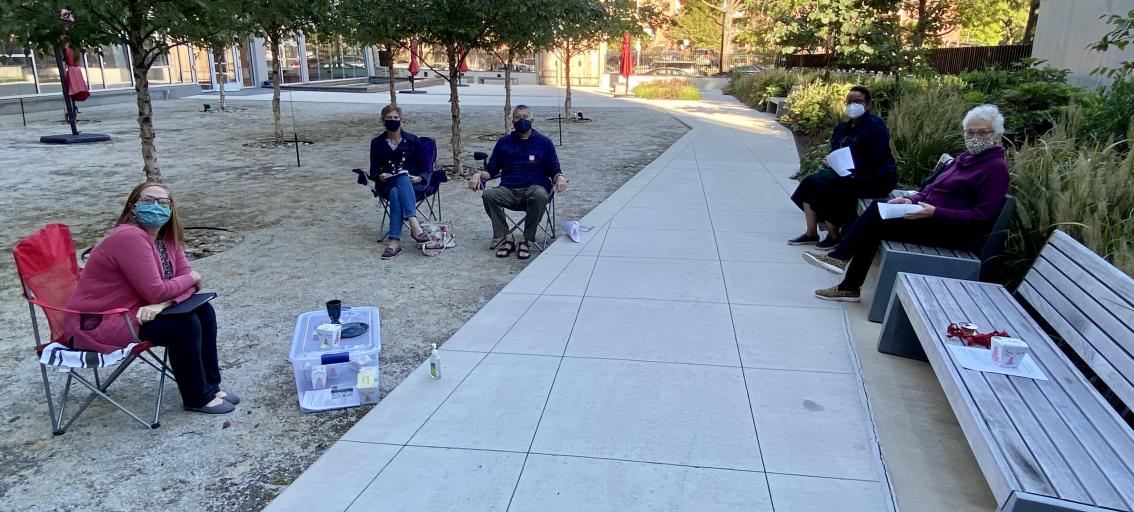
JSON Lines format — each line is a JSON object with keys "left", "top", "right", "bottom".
{"left": 831, "top": 201, "right": 978, "bottom": 290}
{"left": 790, "top": 169, "right": 896, "bottom": 229}
{"left": 139, "top": 302, "right": 221, "bottom": 408}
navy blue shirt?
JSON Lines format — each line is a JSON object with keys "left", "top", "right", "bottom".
{"left": 486, "top": 129, "right": 561, "bottom": 190}
{"left": 830, "top": 112, "right": 896, "bottom": 180}
{"left": 369, "top": 131, "right": 429, "bottom": 195}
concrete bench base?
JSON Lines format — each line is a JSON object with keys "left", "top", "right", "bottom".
{"left": 478, "top": 77, "right": 518, "bottom": 85}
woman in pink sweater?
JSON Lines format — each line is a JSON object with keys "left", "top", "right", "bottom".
{"left": 65, "top": 182, "right": 237, "bottom": 414}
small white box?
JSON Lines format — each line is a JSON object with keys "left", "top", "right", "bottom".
{"left": 310, "top": 364, "right": 327, "bottom": 389}
{"left": 991, "top": 336, "right": 1030, "bottom": 368}
{"left": 357, "top": 367, "right": 380, "bottom": 404}
{"left": 314, "top": 323, "right": 343, "bottom": 347}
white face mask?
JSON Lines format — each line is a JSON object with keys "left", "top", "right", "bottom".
{"left": 845, "top": 103, "right": 866, "bottom": 119}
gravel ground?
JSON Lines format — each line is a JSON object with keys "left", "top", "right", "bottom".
{"left": 0, "top": 98, "right": 686, "bottom": 511}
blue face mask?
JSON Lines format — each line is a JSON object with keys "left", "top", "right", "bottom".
{"left": 135, "top": 203, "right": 171, "bottom": 229}
{"left": 384, "top": 119, "right": 401, "bottom": 132}
{"left": 513, "top": 118, "right": 532, "bottom": 133}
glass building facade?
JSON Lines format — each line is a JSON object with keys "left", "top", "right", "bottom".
{"left": 0, "top": 42, "right": 192, "bottom": 98}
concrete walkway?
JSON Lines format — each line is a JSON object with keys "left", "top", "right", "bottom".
{"left": 266, "top": 92, "right": 894, "bottom": 512}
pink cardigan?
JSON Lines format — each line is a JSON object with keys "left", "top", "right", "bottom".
{"left": 65, "top": 224, "right": 197, "bottom": 352}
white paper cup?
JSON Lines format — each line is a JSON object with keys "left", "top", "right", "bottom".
{"left": 991, "top": 336, "right": 1030, "bottom": 368}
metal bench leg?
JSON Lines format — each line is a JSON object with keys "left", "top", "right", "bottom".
{"left": 868, "top": 252, "right": 982, "bottom": 323}
{"left": 877, "top": 292, "right": 927, "bottom": 361}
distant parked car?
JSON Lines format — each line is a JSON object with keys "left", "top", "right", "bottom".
{"left": 731, "top": 65, "right": 764, "bottom": 74}
{"left": 640, "top": 67, "right": 694, "bottom": 76}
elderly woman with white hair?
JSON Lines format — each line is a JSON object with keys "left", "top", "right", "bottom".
{"left": 802, "top": 104, "right": 1011, "bottom": 302}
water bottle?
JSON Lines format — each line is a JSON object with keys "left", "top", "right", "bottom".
{"left": 429, "top": 343, "right": 441, "bottom": 379}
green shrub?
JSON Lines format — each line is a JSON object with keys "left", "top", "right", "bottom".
{"left": 781, "top": 81, "right": 850, "bottom": 136}
{"left": 725, "top": 69, "right": 818, "bottom": 110}
{"left": 792, "top": 130, "right": 832, "bottom": 180}
{"left": 996, "top": 111, "right": 1134, "bottom": 283}
{"left": 960, "top": 61, "right": 1077, "bottom": 140}
{"left": 632, "top": 79, "right": 702, "bottom": 100}
{"left": 886, "top": 85, "right": 969, "bottom": 186}
{"left": 1080, "top": 77, "right": 1134, "bottom": 147}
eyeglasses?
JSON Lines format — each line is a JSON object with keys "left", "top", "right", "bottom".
{"left": 964, "top": 129, "right": 996, "bottom": 137}
{"left": 138, "top": 196, "right": 172, "bottom": 207}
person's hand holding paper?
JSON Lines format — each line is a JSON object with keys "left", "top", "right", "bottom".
{"left": 877, "top": 202, "right": 926, "bottom": 219}
{"left": 824, "top": 147, "right": 856, "bottom": 177}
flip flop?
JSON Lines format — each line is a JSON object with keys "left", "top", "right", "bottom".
{"left": 496, "top": 240, "right": 516, "bottom": 258}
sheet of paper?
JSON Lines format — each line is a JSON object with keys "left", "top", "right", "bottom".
{"left": 877, "top": 202, "right": 925, "bottom": 220}
{"left": 946, "top": 344, "right": 1048, "bottom": 381}
{"left": 300, "top": 385, "right": 360, "bottom": 411}
{"left": 825, "top": 147, "right": 856, "bottom": 177}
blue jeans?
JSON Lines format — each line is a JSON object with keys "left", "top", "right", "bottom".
{"left": 386, "top": 174, "right": 418, "bottom": 240}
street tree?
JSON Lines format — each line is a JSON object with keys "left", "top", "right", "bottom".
{"left": 1, "top": 0, "right": 234, "bottom": 180}
{"left": 1090, "top": 8, "right": 1134, "bottom": 79}
{"left": 242, "top": 0, "right": 328, "bottom": 144}
{"left": 485, "top": 0, "right": 558, "bottom": 134}
{"left": 336, "top": 0, "right": 420, "bottom": 106}
{"left": 417, "top": 0, "right": 495, "bottom": 174}
{"left": 549, "top": 0, "right": 637, "bottom": 120}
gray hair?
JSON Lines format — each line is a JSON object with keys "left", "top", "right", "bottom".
{"left": 513, "top": 105, "right": 531, "bottom": 116}
{"left": 962, "top": 104, "right": 1005, "bottom": 135}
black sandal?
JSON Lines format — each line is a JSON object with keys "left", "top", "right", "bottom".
{"left": 496, "top": 240, "right": 516, "bottom": 258}
{"left": 412, "top": 231, "right": 431, "bottom": 243}
{"left": 381, "top": 245, "right": 402, "bottom": 260}
{"left": 517, "top": 242, "right": 532, "bottom": 260}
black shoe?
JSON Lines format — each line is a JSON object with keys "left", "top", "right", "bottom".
{"left": 816, "top": 236, "right": 839, "bottom": 250}
{"left": 787, "top": 234, "right": 820, "bottom": 246}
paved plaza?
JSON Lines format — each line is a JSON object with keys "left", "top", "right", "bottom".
{"left": 265, "top": 89, "right": 900, "bottom": 511}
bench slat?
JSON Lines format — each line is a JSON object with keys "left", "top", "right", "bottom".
{"left": 898, "top": 273, "right": 1134, "bottom": 509}
{"left": 1019, "top": 230, "right": 1134, "bottom": 409}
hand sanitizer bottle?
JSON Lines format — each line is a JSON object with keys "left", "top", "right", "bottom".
{"left": 429, "top": 343, "right": 441, "bottom": 379}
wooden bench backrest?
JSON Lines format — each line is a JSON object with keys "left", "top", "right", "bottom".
{"left": 1018, "top": 229, "right": 1134, "bottom": 409}
{"left": 979, "top": 195, "right": 1015, "bottom": 262}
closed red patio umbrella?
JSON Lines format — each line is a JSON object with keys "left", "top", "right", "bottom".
{"left": 620, "top": 32, "right": 632, "bottom": 95}
{"left": 408, "top": 38, "right": 420, "bottom": 77}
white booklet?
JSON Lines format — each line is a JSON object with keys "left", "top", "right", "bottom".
{"left": 825, "top": 147, "right": 855, "bottom": 177}
{"left": 946, "top": 344, "right": 1048, "bottom": 381}
{"left": 877, "top": 203, "right": 925, "bottom": 220}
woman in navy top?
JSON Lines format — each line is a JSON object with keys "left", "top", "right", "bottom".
{"left": 370, "top": 104, "right": 431, "bottom": 260}
{"left": 789, "top": 85, "right": 897, "bottom": 249}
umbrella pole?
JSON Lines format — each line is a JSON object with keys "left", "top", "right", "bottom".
{"left": 54, "top": 48, "right": 79, "bottom": 136}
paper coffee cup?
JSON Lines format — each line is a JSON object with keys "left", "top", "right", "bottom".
{"left": 991, "top": 336, "right": 1030, "bottom": 368}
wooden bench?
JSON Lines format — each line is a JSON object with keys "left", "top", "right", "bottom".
{"left": 478, "top": 76, "right": 518, "bottom": 85}
{"left": 767, "top": 96, "right": 788, "bottom": 117}
{"left": 878, "top": 230, "right": 1134, "bottom": 511}
{"left": 856, "top": 193, "right": 1015, "bottom": 323}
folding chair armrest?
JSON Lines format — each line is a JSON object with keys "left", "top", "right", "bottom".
{"left": 26, "top": 297, "right": 128, "bottom": 316}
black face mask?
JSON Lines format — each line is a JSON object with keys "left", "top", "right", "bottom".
{"left": 384, "top": 119, "right": 401, "bottom": 132}
{"left": 513, "top": 118, "right": 532, "bottom": 133}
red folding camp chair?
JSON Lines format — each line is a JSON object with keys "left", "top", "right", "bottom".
{"left": 14, "top": 224, "right": 174, "bottom": 435}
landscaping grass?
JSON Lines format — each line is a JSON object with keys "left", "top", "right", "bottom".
{"left": 632, "top": 79, "right": 702, "bottom": 100}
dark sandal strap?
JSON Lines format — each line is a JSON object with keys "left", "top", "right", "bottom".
{"left": 517, "top": 243, "right": 532, "bottom": 260}
{"left": 496, "top": 240, "right": 516, "bottom": 257}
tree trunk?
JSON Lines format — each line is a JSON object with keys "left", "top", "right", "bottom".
{"left": 447, "top": 43, "right": 462, "bottom": 174}
{"left": 269, "top": 35, "right": 284, "bottom": 144}
{"left": 130, "top": 43, "right": 160, "bottom": 180}
{"left": 504, "top": 49, "right": 514, "bottom": 135}
{"left": 213, "top": 47, "right": 227, "bottom": 111}
{"left": 387, "top": 45, "right": 398, "bottom": 106}
{"left": 1022, "top": 0, "right": 1040, "bottom": 45}
{"left": 719, "top": 0, "right": 731, "bottom": 74}
{"left": 563, "top": 42, "right": 573, "bottom": 120}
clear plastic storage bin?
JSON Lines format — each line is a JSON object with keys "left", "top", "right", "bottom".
{"left": 288, "top": 306, "right": 381, "bottom": 412}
